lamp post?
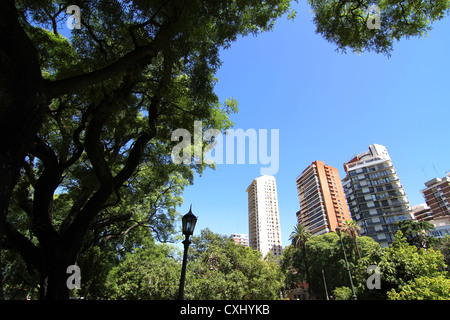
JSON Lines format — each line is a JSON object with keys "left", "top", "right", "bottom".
{"left": 178, "top": 205, "right": 197, "bottom": 300}
{"left": 322, "top": 269, "right": 329, "bottom": 300}
{"left": 335, "top": 227, "right": 357, "bottom": 300}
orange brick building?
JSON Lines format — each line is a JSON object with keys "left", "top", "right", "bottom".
{"left": 421, "top": 173, "right": 450, "bottom": 219}
{"left": 296, "top": 161, "right": 351, "bottom": 235}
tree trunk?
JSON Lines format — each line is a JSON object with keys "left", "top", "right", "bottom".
{"left": 0, "top": 0, "right": 47, "bottom": 299}
{"left": 354, "top": 237, "right": 362, "bottom": 259}
{"left": 301, "top": 244, "right": 313, "bottom": 299}
{"left": 39, "top": 245, "right": 78, "bottom": 300}
{"left": 0, "top": 0, "right": 165, "bottom": 300}
{"left": 43, "top": 266, "right": 70, "bottom": 300}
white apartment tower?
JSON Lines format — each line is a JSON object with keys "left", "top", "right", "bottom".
{"left": 342, "top": 144, "right": 413, "bottom": 247}
{"left": 247, "top": 175, "right": 283, "bottom": 258}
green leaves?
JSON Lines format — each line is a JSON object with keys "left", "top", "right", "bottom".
{"left": 24, "top": 27, "right": 80, "bottom": 80}
{"left": 308, "top": 0, "right": 450, "bottom": 56}
{"left": 354, "top": 231, "right": 448, "bottom": 299}
{"left": 4, "top": 0, "right": 298, "bottom": 298}
{"left": 282, "top": 231, "right": 377, "bottom": 298}
{"left": 185, "top": 229, "right": 284, "bottom": 300}
{"left": 282, "top": 229, "right": 449, "bottom": 300}
{"left": 102, "top": 229, "right": 284, "bottom": 300}
{"left": 394, "top": 219, "right": 437, "bottom": 249}
{"left": 105, "top": 245, "right": 180, "bottom": 299}
{"left": 289, "top": 223, "right": 312, "bottom": 248}
{"left": 388, "top": 275, "right": 450, "bottom": 300}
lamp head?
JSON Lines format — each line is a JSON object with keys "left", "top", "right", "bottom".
{"left": 182, "top": 205, "right": 197, "bottom": 236}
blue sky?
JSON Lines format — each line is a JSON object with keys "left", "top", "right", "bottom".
{"left": 177, "top": 1, "right": 450, "bottom": 248}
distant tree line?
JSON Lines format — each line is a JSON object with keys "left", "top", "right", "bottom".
{"left": 282, "top": 220, "right": 450, "bottom": 300}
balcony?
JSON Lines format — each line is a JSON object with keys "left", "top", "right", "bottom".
{"left": 345, "top": 156, "right": 389, "bottom": 170}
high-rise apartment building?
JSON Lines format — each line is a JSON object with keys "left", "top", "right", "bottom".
{"left": 295, "top": 161, "right": 351, "bottom": 235}
{"left": 412, "top": 203, "right": 433, "bottom": 221}
{"left": 342, "top": 144, "right": 412, "bottom": 247}
{"left": 231, "top": 233, "right": 249, "bottom": 246}
{"left": 247, "top": 175, "right": 283, "bottom": 258}
{"left": 421, "top": 173, "right": 450, "bottom": 219}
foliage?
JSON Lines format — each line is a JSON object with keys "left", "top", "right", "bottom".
{"left": 341, "top": 220, "right": 361, "bottom": 237}
{"left": 102, "top": 229, "right": 450, "bottom": 300}
{"left": 289, "top": 224, "right": 312, "bottom": 248}
{"left": 103, "top": 229, "right": 284, "bottom": 300}
{"left": 186, "top": 229, "right": 284, "bottom": 300}
{"left": 280, "top": 244, "right": 304, "bottom": 290}
{"left": 105, "top": 244, "right": 180, "bottom": 300}
{"left": 2, "top": 0, "right": 293, "bottom": 299}
{"left": 432, "top": 235, "right": 450, "bottom": 269}
{"left": 308, "top": 0, "right": 450, "bottom": 56}
{"left": 394, "top": 220, "right": 437, "bottom": 249}
{"left": 333, "top": 286, "right": 352, "bottom": 300}
{"left": 1, "top": 249, "right": 40, "bottom": 300}
{"left": 281, "top": 227, "right": 450, "bottom": 300}
{"left": 354, "top": 231, "right": 448, "bottom": 300}
{"left": 304, "top": 233, "right": 347, "bottom": 297}
{"left": 387, "top": 275, "right": 450, "bottom": 300}
{"left": 341, "top": 219, "right": 362, "bottom": 258}
{"left": 287, "top": 224, "right": 312, "bottom": 296}
{"left": 281, "top": 231, "right": 380, "bottom": 299}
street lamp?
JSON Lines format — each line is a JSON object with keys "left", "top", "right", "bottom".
{"left": 322, "top": 269, "right": 329, "bottom": 300}
{"left": 335, "top": 227, "right": 357, "bottom": 300}
{"left": 178, "top": 205, "right": 197, "bottom": 300}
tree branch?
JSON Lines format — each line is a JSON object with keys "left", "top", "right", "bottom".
{"left": 29, "top": 137, "right": 62, "bottom": 247}
{"left": 45, "top": 45, "right": 158, "bottom": 99}
{"left": 3, "top": 222, "right": 45, "bottom": 274}
{"left": 100, "top": 222, "right": 141, "bottom": 243}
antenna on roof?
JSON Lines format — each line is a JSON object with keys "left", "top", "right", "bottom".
{"left": 432, "top": 164, "right": 440, "bottom": 178}
{"left": 420, "top": 165, "right": 428, "bottom": 180}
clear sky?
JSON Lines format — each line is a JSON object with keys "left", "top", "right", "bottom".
{"left": 177, "top": 1, "right": 450, "bottom": 248}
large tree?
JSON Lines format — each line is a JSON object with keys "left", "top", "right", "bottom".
{"left": 387, "top": 275, "right": 450, "bottom": 300}
{"left": 281, "top": 232, "right": 380, "bottom": 299}
{"left": 394, "top": 219, "right": 437, "bottom": 249}
{"left": 104, "top": 243, "right": 181, "bottom": 300}
{"left": 341, "top": 219, "right": 362, "bottom": 259}
{"left": 288, "top": 224, "right": 312, "bottom": 298}
{"left": 307, "top": 0, "right": 450, "bottom": 56}
{"left": 185, "top": 229, "right": 284, "bottom": 300}
{"left": 354, "top": 231, "right": 447, "bottom": 300}
{"left": 104, "top": 229, "right": 284, "bottom": 300}
{"left": 0, "top": 0, "right": 293, "bottom": 299}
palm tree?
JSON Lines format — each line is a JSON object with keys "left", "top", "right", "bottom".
{"left": 289, "top": 224, "right": 312, "bottom": 298}
{"left": 394, "top": 220, "right": 436, "bottom": 249}
{"left": 341, "top": 220, "right": 362, "bottom": 259}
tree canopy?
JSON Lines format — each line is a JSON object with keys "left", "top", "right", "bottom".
{"left": 103, "top": 229, "right": 284, "bottom": 300}
{"left": 282, "top": 231, "right": 380, "bottom": 299}
{"left": 308, "top": 0, "right": 450, "bottom": 56}
{"left": 354, "top": 231, "right": 448, "bottom": 300}
{"left": 282, "top": 228, "right": 449, "bottom": 300}
{"left": 1, "top": 0, "right": 292, "bottom": 299}
{"left": 185, "top": 229, "right": 284, "bottom": 300}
